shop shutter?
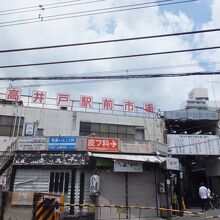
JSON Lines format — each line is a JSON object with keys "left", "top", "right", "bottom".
{"left": 97, "top": 170, "right": 126, "bottom": 220}
{"left": 128, "top": 171, "right": 157, "bottom": 218}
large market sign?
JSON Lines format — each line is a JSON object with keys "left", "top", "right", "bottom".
{"left": 5, "top": 88, "right": 155, "bottom": 113}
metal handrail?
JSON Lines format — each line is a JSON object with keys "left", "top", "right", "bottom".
{"left": 0, "top": 140, "right": 17, "bottom": 171}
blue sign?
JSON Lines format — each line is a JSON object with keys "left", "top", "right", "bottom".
{"left": 48, "top": 137, "right": 77, "bottom": 151}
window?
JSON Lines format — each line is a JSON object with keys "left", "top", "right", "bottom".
{"left": 135, "top": 129, "right": 145, "bottom": 140}
{"left": 80, "top": 122, "right": 135, "bottom": 140}
{"left": 100, "top": 124, "right": 108, "bottom": 133}
{"left": 80, "top": 122, "right": 91, "bottom": 132}
{"left": 118, "top": 125, "right": 127, "bottom": 134}
{"left": 127, "top": 126, "right": 135, "bottom": 134}
{"left": 36, "top": 128, "right": 44, "bottom": 136}
{"left": 91, "top": 123, "right": 99, "bottom": 133}
{"left": 109, "top": 124, "right": 117, "bottom": 133}
{"left": 49, "top": 172, "right": 69, "bottom": 194}
{"left": 0, "top": 115, "right": 24, "bottom": 137}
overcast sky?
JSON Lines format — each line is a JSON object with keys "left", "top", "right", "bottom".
{"left": 0, "top": 0, "right": 220, "bottom": 111}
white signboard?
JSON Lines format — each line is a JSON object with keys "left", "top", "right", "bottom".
{"left": 167, "top": 134, "right": 220, "bottom": 155}
{"left": 166, "top": 157, "right": 180, "bottom": 171}
{"left": 17, "top": 137, "right": 47, "bottom": 151}
{"left": 114, "top": 160, "right": 143, "bottom": 172}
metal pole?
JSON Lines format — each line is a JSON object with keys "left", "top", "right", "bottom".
{"left": 16, "top": 106, "right": 22, "bottom": 138}
{"left": 70, "top": 169, "right": 76, "bottom": 215}
{"left": 27, "top": 85, "right": 32, "bottom": 106}
{"left": 11, "top": 103, "right": 18, "bottom": 143}
{"left": 177, "top": 171, "right": 184, "bottom": 216}
{"left": 125, "top": 172, "right": 128, "bottom": 219}
{"left": 154, "top": 167, "right": 160, "bottom": 217}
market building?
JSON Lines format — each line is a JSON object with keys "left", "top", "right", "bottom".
{"left": 0, "top": 89, "right": 173, "bottom": 220}
{"left": 165, "top": 88, "right": 220, "bottom": 208}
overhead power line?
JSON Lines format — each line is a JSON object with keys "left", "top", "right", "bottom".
{"left": 0, "top": 0, "right": 105, "bottom": 16}
{"left": 0, "top": 0, "right": 196, "bottom": 24}
{"left": 0, "top": 70, "right": 220, "bottom": 81}
{"left": 45, "top": 0, "right": 196, "bottom": 19}
{"left": 0, "top": 0, "right": 198, "bottom": 28}
{"left": 1, "top": 59, "right": 220, "bottom": 89}
{"left": 1, "top": 45, "right": 220, "bottom": 69}
{"left": 1, "top": 27, "right": 219, "bottom": 53}
{"left": 0, "top": 0, "right": 101, "bottom": 13}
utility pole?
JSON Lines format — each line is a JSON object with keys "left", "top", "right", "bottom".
{"left": 165, "top": 170, "right": 172, "bottom": 219}
{"left": 177, "top": 171, "right": 184, "bottom": 216}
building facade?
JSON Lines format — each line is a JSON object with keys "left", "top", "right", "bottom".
{"left": 0, "top": 99, "right": 170, "bottom": 220}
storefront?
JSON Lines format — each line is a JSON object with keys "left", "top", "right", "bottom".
{"left": 89, "top": 153, "right": 166, "bottom": 219}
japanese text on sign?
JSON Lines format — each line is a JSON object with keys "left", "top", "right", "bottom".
{"left": 6, "top": 88, "right": 21, "bottom": 101}
{"left": 86, "top": 137, "right": 119, "bottom": 152}
{"left": 4, "top": 88, "right": 157, "bottom": 114}
{"left": 57, "top": 93, "right": 70, "bottom": 107}
{"left": 144, "top": 102, "right": 154, "bottom": 113}
{"left": 114, "top": 160, "right": 143, "bottom": 172}
{"left": 81, "top": 95, "right": 93, "bottom": 108}
{"left": 48, "top": 137, "right": 77, "bottom": 151}
{"left": 102, "top": 98, "right": 114, "bottom": 110}
{"left": 32, "top": 90, "right": 46, "bottom": 104}
{"left": 123, "top": 100, "right": 135, "bottom": 112}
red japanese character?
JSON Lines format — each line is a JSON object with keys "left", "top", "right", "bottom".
{"left": 57, "top": 93, "right": 70, "bottom": 107}
{"left": 6, "top": 89, "right": 21, "bottom": 101}
{"left": 102, "top": 98, "right": 114, "bottom": 110}
{"left": 144, "top": 102, "right": 154, "bottom": 113}
{"left": 80, "top": 96, "right": 93, "bottom": 108}
{"left": 123, "top": 100, "right": 135, "bottom": 112}
{"left": 32, "top": 90, "right": 46, "bottom": 104}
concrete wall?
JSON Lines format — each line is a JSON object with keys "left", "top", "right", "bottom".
{"left": 0, "top": 137, "right": 12, "bottom": 151}
{"left": 76, "top": 111, "right": 165, "bottom": 143}
{"left": 0, "top": 105, "right": 75, "bottom": 137}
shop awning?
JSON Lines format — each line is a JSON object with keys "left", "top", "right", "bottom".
{"left": 88, "top": 152, "right": 166, "bottom": 164}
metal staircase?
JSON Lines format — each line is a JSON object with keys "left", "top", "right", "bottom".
{"left": 0, "top": 141, "right": 17, "bottom": 175}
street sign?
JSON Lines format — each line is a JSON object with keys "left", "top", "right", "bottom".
{"left": 48, "top": 137, "right": 77, "bottom": 151}
{"left": 166, "top": 157, "right": 180, "bottom": 171}
{"left": 86, "top": 137, "right": 119, "bottom": 152}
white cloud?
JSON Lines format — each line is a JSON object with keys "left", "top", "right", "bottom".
{"left": 0, "top": 0, "right": 216, "bottom": 111}
{"left": 163, "top": 11, "right": 194, "bottom": 32}
{"left": 191, "top": 0, "right": 220, "bottom": 101}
